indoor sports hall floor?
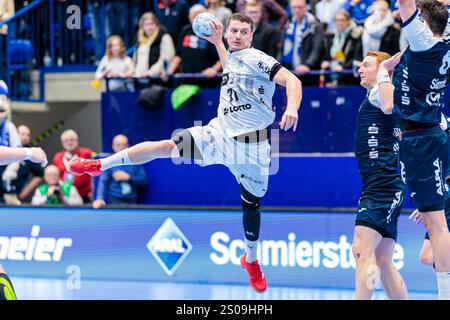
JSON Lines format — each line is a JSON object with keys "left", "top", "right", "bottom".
{"left": 13, "top": 278, "right": 435, "bottom": 300}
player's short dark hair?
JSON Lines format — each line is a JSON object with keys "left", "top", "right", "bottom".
{"left": 418, "top": 0, "right": 448, "bottom": 37}
{"left": 227, "top": 13, "right": 254, "bottom": 31}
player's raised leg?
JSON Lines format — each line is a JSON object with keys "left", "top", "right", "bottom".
{"left": 375, "top": 238, "right": 408, "bottom": 299}
{"left": 69, "top": 139, "right": 183, "bottom": 176}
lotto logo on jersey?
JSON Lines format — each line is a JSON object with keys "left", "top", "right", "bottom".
{"left": 223, "top": 104, "right": 252, "bottom": 115}
{"left": 147, "top": 218, "right": 193, "bottom": 276}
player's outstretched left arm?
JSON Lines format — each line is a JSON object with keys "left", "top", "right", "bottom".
{"left": 274, "top": 67, "right": 302, "bottom": 132}
{"left": 205, "top": 20, "right": 227, "bottom": 71}
{"left": 0, "top": 146, "right": 48, "bottom": 166}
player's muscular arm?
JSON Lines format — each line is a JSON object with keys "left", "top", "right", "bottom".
{"left": 0, "top": 147, "right": 47, "bottom": 166}
{"left": 398, "top": 0, "right": 417, "bottom": 22}
{"left": 274, "top": 67, "right": 302, "bottom": 132}
{"left": 378, "top": 52, "right": 402, "bottom": 115}
{"left": 205, "top": 20, "right": 227, "bottom": 70}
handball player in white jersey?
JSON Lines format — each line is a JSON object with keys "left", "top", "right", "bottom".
{"left": 70, "top": 13, "right": 302, "bottom": 292}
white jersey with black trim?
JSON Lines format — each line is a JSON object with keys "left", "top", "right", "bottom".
{"left": 218, "top": 47, "right": 282, "bottom": 138}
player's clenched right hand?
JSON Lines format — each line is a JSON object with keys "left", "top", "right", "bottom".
{"left": 204, "top": 20, "right": 224, "bottom": 45}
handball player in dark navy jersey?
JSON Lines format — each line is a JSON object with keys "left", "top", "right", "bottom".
{"left": 352, "top": 50, "right": 408, "bottom": 300}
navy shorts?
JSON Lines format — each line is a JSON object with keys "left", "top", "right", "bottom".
{"left": 356, "top": 173, "right": 405, "bottom": 241}
{"left": 400, "top": 127, "right": 448, "bottom": 212}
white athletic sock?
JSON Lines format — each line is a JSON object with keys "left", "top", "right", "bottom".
{"left": 437, "top": 272, "right": 450, "bottom": 300}
{"left": 100, "top": 149, "right": 132, "bottom": 171}
{"left": 245, "top": 239, "right": 259, "bottom": 263}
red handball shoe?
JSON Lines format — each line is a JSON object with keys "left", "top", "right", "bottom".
{"left": 69, "top": 158, "right": 102, "bottom": 177}
{"left": 240, "top": 253, "right": 267, "bottom": 293}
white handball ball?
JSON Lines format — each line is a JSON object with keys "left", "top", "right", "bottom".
{"left": 193, "top": 12, "right": 216, "bottom": 38}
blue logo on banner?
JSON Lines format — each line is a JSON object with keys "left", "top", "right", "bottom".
{"left": 146, "top": 218, "right": 193, "bottom": 276}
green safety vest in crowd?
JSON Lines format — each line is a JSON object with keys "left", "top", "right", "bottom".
{"left": 37, "top": 181, "right": 73, "bottom": 205}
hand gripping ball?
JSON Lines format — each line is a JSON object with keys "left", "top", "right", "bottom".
{"left": 193, "top": 12, "right": 217, "bottom": 38}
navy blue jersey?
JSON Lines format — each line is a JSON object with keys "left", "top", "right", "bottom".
{"left": 355, "top": 86, "right": 401, "bottom": 179}
{"left": 393, "top": 10, "right": 450, "bottom": 125}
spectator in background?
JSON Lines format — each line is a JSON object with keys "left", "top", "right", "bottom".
{"left": 2, "top": 125, "right": 44, "bottom": 204}
{"left": 341, "top": 0, "right": 374, "bottom": 25}
{"left": 236, "top": 0, "right": 288, "bottom": 31}
{"left": 321, "top": 10, "right": 363, "bottom": 85}
{"left": 245, "top": 0, "right": 281, "bottom": 58}
{"left": 281, "top": 0, "right": 324, "bottom": 75}
{"left": 206, "top": 0, "right": 232, "bottom": 27}
{"left": 92, "top": 135, "right": 147, "bottom": 209}
{"left": 154, "top": 0, "right": 190, "bottom": 45}
{"left": 53, "top": 129, "right": 93, "bottom": 203}
{"left": 0, "top": 0, "right": 14, "bottom": 35}
{"left": 165, "top": 5, "right": 221, "bottom": 80}
{"left": 315, "top": 0, "right": 346, "bottom": 32}
{"left": 95, "top": 36, "right": 134, "bottom": 91}
{"left": 31, "top": 165, "right": 83, "bottom": 206}
{"left": 133, "top": 12, "right": 175, "bottom": 78}
{"left": 361, "top": 0, "right": 399, "bottom": 57}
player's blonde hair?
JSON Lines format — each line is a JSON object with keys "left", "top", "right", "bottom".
{"left": 367, "top": 51, "right": 393, "bottom": 76}
{"left": 138, "top": 12, "right": 160, "bottom": 45}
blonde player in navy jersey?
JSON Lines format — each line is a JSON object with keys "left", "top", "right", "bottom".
{"left": 352, "top": 51, "right": 408, "bottom": 300}
{"left": 69, "top": 13, "right": 302, "bottom": 293}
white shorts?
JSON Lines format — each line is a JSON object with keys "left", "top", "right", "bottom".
{"left": 187, "top": 118, "right": 271, "bottom": 198}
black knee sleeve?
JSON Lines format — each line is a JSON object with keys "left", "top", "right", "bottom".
{"left": 241, "top": 186, "right": 261, "bottom": 241}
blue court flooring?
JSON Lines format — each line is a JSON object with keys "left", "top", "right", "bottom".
{"left": 11, "top": 277, "right": 436, "bottom": 300}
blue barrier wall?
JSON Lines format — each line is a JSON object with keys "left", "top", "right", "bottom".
{"left": 101, "top": 87, "right": 366, "bottom": 153}
{"left": 101, "top": 86, "right": 450, "bottom": 153}
{"left": 0, "top": 208, "right": 436, "bottom": 292}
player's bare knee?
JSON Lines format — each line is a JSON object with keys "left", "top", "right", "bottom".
{"left": 352, "top": 242, "right": 373, "bottom": 262}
